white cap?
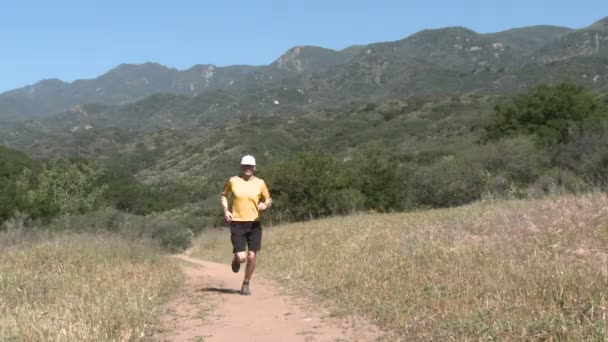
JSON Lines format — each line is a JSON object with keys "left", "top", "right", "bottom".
{"left": 240, "top": 155, "right": 256, "bottom": 166}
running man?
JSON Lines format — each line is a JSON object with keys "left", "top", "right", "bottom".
{"left": 221, "top": 155, "right": 272, "bottom": 295}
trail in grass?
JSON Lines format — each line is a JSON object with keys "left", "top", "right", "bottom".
{"left": 156, "top": 254, "right": 387, "bottom": 342}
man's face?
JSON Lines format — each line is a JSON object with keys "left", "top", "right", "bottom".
{"left": 241, "top": 164, "right": 255, "bottom": 177}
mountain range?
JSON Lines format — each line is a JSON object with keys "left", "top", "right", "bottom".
{"left": 1, "top": 17, "right": 608, "bottom": 123}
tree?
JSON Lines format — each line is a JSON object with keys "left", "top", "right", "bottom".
{"left": 17, "top": 159, "right": 108, "bottom": 219}
{"left": 483, "top": 82, "right": 608, "bottom": 145}
{"left": 0, "top": 146, "right": 39, "bottom": 222}
{"left": 347, "top": 143, "right": 408, "bottom": 212}
{"left": 264, "top": 150, "right": 354, "bottom": 221}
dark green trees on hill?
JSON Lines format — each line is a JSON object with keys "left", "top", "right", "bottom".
{"left": 15, "top": 159, "right": 107, "bottom": 219}
{"left": 484, "top": 82, "right": 608, "bottom": 145}
{"left": 3, "top": 80, "right": 608, "bottom": 229}
{"left": 263, "top": 148, "right": 407, "bottom": 222}
{"left": 481, "top": 82, "right": 608, "bottom": 190}
{"left": 0, "top": 147, "right": 39, "bottom": 221}
{"left": 0, "top": 146, "right": 195, "bottom": 225}
{"left": 260, "top": 83, "right": 608, "bottom": 222}
{"left": 264, "top": 151, "right": 349, "bottom": 222}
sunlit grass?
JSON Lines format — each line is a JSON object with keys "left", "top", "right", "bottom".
{"left": 193, "top": 193, "right": 608, "bottom": 340}
{"left": 0, "top": 232, "right": 181, "bottom": 341}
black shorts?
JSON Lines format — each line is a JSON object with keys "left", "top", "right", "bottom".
{"left": 230, "top": 221, "right": 262, "bottom": 253}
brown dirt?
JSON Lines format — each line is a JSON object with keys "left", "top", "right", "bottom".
{"left": 155, "top": 254, "right": 388, "bottom": 342}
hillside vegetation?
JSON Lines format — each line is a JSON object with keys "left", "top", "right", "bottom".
{"left": 140, "top": 82, "right": 608, "bottom": 223}
{"left": 2, "top": 82, "right": 608, "bottom": 233}
{"left": 192, "top": 193, "right": 608, "bottom": 340}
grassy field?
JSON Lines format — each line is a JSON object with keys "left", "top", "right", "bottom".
{"left": 192, "top": 193, "right": 608, "bottom": 340}
{"left": 0, "top": 230, "right": 181, "bottom": 341}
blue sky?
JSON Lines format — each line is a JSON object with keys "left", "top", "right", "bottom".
{"left": 1, "top": 0, "right": 606, "bottom": 92}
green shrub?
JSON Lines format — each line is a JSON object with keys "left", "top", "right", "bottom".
{"left": 0, "top": 146, "right": 39, "bottom": 222}
{"left": 411, "top": 137, "right": 551, "bottom": 206}
{"left": 12, "top": 159, "right": 107, "bottom": 222}
{"left": 327, "top": 188, "right": 366, "bottom": 215}
{"left": 265, "top": 150, "right": 344, "bottom": 221}
{"left": 412, "top": 156, "right": 485, "bottom": 208}
{"left": 149, "top": 220, "right": 194, "bottom": 252}
{"left": 527, "top": 168, "right": 589, "bottom": 198}
{"left": 348, "top": 143, "right": 409, "bottom": 212}
{"left": 483, "top": 82, "right": 608, "bottom": 145}
{"left": 550, "top": 126, "right": 608, "bottom": 188}
{"left": 45, "top": 208, "right": 194, "bottom": 252}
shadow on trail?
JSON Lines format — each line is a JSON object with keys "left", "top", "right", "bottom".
{"left": 199, "top": 287, "right": 241, "bottom": 295}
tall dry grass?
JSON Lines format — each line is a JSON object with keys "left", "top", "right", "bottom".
{"left": 0, "top": 231, "right": 181, "bottom": 341}
{"left": 193, "top": 193, "right": 608, "bottom": 340}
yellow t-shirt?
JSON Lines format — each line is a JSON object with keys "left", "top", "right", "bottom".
{"left": 221, "top": 176, "right": 272, "bottom": 222}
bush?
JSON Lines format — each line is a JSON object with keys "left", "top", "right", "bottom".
{"left": 45, "top": 208, "right": 194, "bottom": 252}
{"left": 263, "top": 146, "right": 412, "bottom": 222}
{"left": 265, "top": 150, "right": 345, "bottom": 221}
{"left": 149, "top": 220, "right": 194, "bottom": 253}
{"left": 410, "top": 137, "right": 549, "bottom": 207}
{"left": 527, "top": 168, "right": 589, "bottom": 198}
{"left": 483, "top": 82, "right": 608, "bottom": 145}
{"left": 14, "top": 159, "right": 107, "bottom": 222}
{"left": 101, "top": 165, "right": 200, "bottom": 215}
{"left": 327, "top": 188, "right": 366, "bottom": 215}
{"left": 0, "top": 146, "right": 39, "bottom": 222}
{"left": 550, "top": 124, "right": 608, "bottom": 188}
{"left": 348, "top": 143, "right": 409, "bottom": 212}
{"left": 412, "top": 156, "right": 485, "bottom": 208}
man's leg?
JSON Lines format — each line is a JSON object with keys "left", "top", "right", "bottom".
{"left": 231, "top": 252, "right": 247, "bottom": 273}
{"left": 241, "top": 251, "right": 256, "bottom": 295}
{"left": 244, "top": 251, "right": 257, "bottom": 282}
{"left": 230, "top": 223, "right": 248, "bottom": 273}
{"left": 234, "top": 251, "right": 247, "bottom": 264}
{"left": 241, "top": 222, "right": 262, "bottom": 295}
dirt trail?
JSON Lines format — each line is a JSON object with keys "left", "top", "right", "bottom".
{"left": 156, "top": 254, "right": 387, "bottom": 342}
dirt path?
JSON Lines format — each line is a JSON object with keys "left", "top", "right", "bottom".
{"left": 156, "top": 254, "right": 387, "bottom": 342}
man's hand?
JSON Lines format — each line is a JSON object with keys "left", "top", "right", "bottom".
{"left": 257, "top": 202, "right": 267, "bottom": 211}
{"left": 224, "top": 210, "right": 233, "bottom": 222}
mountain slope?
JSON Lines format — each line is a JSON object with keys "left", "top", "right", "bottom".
{"left": 271, "top": 46, "right": 348, "bottom": 73}
{"left": 2, "top": 17, "right": 608, "bottom": 121}
{"left": 533, "top": 17, "right": 608, "bottom": 62}
{"left": 486, "top": 25, "right": 572, "bottom": 56}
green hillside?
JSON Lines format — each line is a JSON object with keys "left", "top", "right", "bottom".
{"left": 2, "top": 17, "right": 607, "bottom": 121}
{"left": 2, "top": 18, "right": 608, "bottom": 229}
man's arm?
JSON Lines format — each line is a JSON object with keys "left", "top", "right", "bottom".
{"left": 258, "top": 181, "right": 272, "bottom": 210}
{"left": 221, "top": 179, "right": 233, "bottom": 221}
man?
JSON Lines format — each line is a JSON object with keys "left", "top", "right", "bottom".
{"left": 221, "top": 155, "right": 272, "bottom": 295}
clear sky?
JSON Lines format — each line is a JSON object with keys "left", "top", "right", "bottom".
{"left": 1, "top": 0, "right": 606, "bottom": 92}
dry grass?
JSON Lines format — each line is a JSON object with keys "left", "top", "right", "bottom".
{"left": 0, "top": 231, "right": 182, "bottom": 341}
{"left": 192, "top": 193, "right": 608, "bottom": 340}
